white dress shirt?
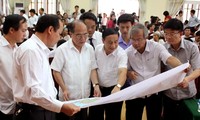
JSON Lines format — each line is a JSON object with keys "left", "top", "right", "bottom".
{"left": 12, "top": 34, "right": 63, "bottom": 113}
{"left": 28, "top": 14, "right": 38, "bottom": 27}
{"left": 51, "top": 39, "right": 97, "bottom": 100}
{"left": 0, "top": 36, "right": 17, "bottom": 114}
{"left": 95, "top": 44, "right": 127, "bottom": 87}
{"left": 126, "top": 40, "right": 172, "bottom": 85}
{"left": 86, "top": 31, "right": 103, "bottom": 48}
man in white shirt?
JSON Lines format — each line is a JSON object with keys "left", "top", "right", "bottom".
{"left": 38, "top": 8, "right": 45, "bottom": 19}
{"left": 80, "top": 12, "right": 102, "bottom": 49}
{"left": 19, "top": 9, "right": 28, "bottom": 21}
{"left": 12, "top": 15, "right": 80, "bottom": 120}
{"left": 89, "top": 28, "right": 127, "bottom": 120}
{"left": 187, "top": 9, "right": 199, "bottom": 35}
{"left": 0, "top": 14, "right": 27, "bottom": 120}
{"left": 51, "top": 20, "right": 101, "bottom": 120}
{"left": 125, "top": 24, "right": 182, "bottom": 120}
{"left": 28, "top": 9, "right": 38, "bottom": 28}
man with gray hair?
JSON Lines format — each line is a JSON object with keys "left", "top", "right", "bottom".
{"left": 125, "top": 23, "right": 182, "bottom": 120}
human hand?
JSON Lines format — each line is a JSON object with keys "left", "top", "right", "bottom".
{"left": 93, "top": 86, "right": 102, "bottom": 97}
{"left": 178, "top": 78, "right": 189, "bottom": 88}
{"left": 127, "top": 71, "right": 138, "bottom": 80}
{"left": 61, "top": 103, "right": 80, "bottom": 116}
{"left": 63, "top": 90, "right": 69, "bottom": 101}
{"left": 111, "top": 86, "right": 120, "bottom": 94}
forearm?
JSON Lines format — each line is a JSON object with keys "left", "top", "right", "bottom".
{"left": 185, "top": 68, "right": 200, "bottom": 82}
{"left": 117, "top": 68, "right": 127, "bottom": 86}
{"left": 90, "top": 69, "right": 99, "bottom": 84}
{"left": 166, "top": 56, "right": 182, "bottom": 68}
{"left": 52, "top": 70, "right": 67, "bottom": 92}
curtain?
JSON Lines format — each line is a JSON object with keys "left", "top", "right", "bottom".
{"left": 166, "top": 0, "right": 184, "bottom": 17}
{"left": 138, "top": 0, "right": 146, "bottom": 23}
{"left": 91, "top": 0, "right": 98, "bottom": 14}
{"left": 24, "top": 0, "right": 32, "bottom": 11}
{"left": 60, "top": 0, "right": 70, "bottom": 14}
{"left": 8, "top": 0, "right": 14, "bottom": 14}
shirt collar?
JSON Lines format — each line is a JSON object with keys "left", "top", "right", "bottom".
{"left": 132, "top": 40, "right": 150, "bottom": 54}
{"left": 102, "top": 46, "right": 118, "bottom": 57}
{"left": 0, "top": 36, "right": 18, "bottom": 48}
{"left": 166, "top": 39, "right": 185, "bottom": 50}
{"left": 31, "top": 34, "right": 51, "bottom": 54}
{"left": 68, "top": 38, "right": 87, "bottom": 51}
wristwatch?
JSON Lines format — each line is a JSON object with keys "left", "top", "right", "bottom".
{"left": 116, "top": 83, "right": 122, "bottom": 88}
{"left": 93, "top": 83, "right": 99, "bottom": 88}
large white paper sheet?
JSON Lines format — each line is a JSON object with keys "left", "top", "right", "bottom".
{"left": 65, "top": 63, "right": 189, "bottom": 108}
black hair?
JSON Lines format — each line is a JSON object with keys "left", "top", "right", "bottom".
{"left": 102, "top": 28, "right": 118, "bottom": 39}
{"left": 164, "top": 18, "right": 183, "bottom": 31}
{"left": 195, "top": 30, "right": 200, "bottom": 36}
{"left": 35, "top": 14, "right": 61, "bottom": 33}
{"left": 29, "top": 9, "right": 36, "bottom": 14}
{"left": 163, "top": 11, "right": 169, "bottom": 16}
{"left": 191, "top": 9, "right": 195, "bottom": 14}
{"left": 3, "top": 14, "right": 27, "bottom": 34}
{"left": 75, "top": 5, "right": 79, "bottom": 8}
{"left": 80, "top": 9, "right": 85, "bottom": 14}
{"left": 40, "top": 8, "right": 44, "bottom": 12}
{"left": 20, "top": 10, "right": 26, "bottom": 14}
{"left": 79, "top": 12, "right": 98, "bottom": 24}
{"left": 117, "top": 13, "right": 134, "bottom": 25}
{"left": 184, "top": 27, "right": 191, "bottom": 30}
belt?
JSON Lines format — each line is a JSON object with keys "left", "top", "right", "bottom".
{"left": 17, "top": 102, "right": 45, "bottom": 111}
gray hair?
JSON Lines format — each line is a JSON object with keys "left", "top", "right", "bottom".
{"left": 129, "top": 23, "right": 148, "bottom": 39}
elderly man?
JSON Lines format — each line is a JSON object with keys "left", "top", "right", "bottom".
{"left": 51, "top": 20, "right": 101, "bottom": 120}
{"left": 125, "top": 23, "right": 182, "bottom": 120}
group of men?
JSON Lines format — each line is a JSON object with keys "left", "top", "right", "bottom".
{"left": 0, "top": 11, "right": 200, "bottom": 120}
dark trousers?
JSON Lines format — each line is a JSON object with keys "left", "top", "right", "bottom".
{"left": 13, "top": 103, "right": 56, "bottom": 120}
{"left": 56, "top": 108, "right": 87, "bottom": 120}
{"left": 162, "top": 95, "right": 191, "bottom": 120}
{"left": 89, "top": 85, "right": 123, "bottom": 120}
{"left": 0, "top": 111, "right": 13, "bottom": 120}
{"left": 126, "top": 93, "right": 162, "bottom": 120}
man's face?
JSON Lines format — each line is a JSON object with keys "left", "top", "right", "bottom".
{"left": 84, "top": 19, "right": 96, "bottom": 38}
{"left": 164, "top": 29, "right": 182, "bottom": 45}
{"left": 131, "top": 29, "right": 146, "bottom": 53}
{"left": 103, "top": 34, "right": 119, "bottom": 55}
{"left": 39, "top": 9, "right": 43, "bottom": 15}
{"left": 75, "top": 7, "right": 79, "bottom": 12}
{"left": 195, "top": 35, "right": 200, "bottom": 42}
{"left": 13, "top": 20, "right": 28, "bottom": 43}
{"left": 184, "top": 28, "right": 191, "bottom": 37}
{"left": 48, "top": 20, "right": 63, "bottom": 47}
{"left": 71, "top": 23, "right": 88, "bottom": 49}
{"left": 119, "top": 22, "right": 132, "bottom": 38}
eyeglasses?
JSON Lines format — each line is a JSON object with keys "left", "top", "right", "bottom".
{"left": 164, "top": 32, "right": 180, "bottom": 37}
{"left": 74, "top": 33, "right": 88, "bottom": 39}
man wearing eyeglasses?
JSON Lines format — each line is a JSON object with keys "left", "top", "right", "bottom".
{"left": 125, "top": 24, "right": 182, "bottom": 120}
{"left": 162, "top": 18, "right": 200, "bottom": 120}
{"left": 51, "top": 20, "right": 101, "bottom": 120}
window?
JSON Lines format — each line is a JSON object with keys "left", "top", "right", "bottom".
{"left": 183, "top": 1, "right": 200, "bottom": 22}
{"left": 29, "top": 0, "right": 56, "bottom": 14}
{"left": 47, "top": 0, "right": 56, "bottom": 14}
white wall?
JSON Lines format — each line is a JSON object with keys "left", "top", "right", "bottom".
{"left": 142, "top": 0, "right": 168, "bottom": 23}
